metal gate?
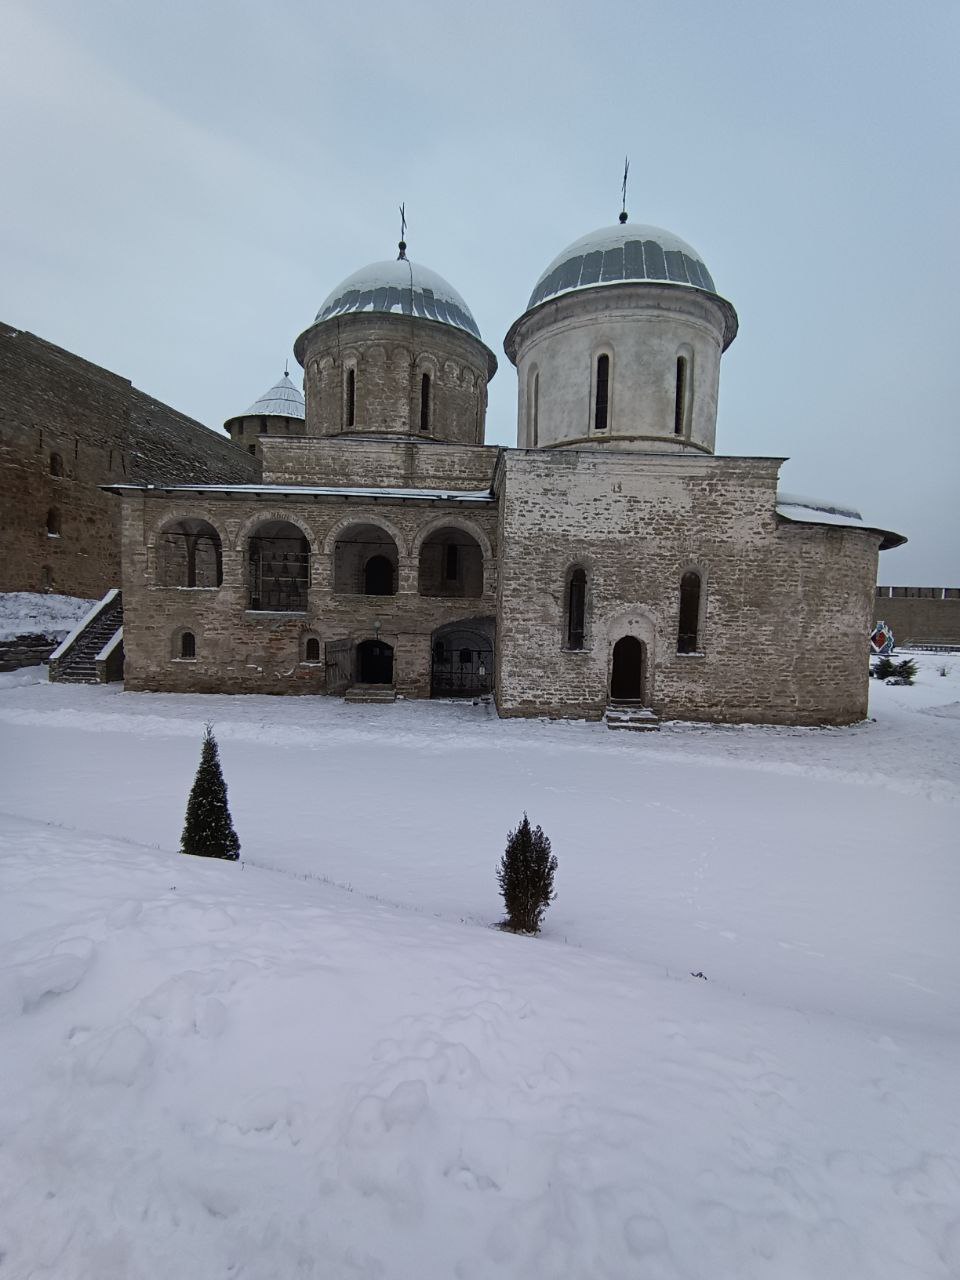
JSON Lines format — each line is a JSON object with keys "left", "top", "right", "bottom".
{"left": 431, "top": 631, "right": 493, "bottom": 698}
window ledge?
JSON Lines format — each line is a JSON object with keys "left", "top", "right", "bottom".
{"left": 677, "top": 651, "right": 706, "bottom": 659}
{"left": 172, "top": 658, "right": 197, "bottom": 664}
{"left": 154, "top": 586, "right": 221, "bottom": 592}
{"left": 561, "top": 646, "right": 590, "bottom": 655}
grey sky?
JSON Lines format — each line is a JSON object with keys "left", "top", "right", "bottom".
{"left": 2, "top": 0, "right": 957, "bottom": 581}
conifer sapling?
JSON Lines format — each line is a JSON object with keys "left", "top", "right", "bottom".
{"left": 498, "top": 812, "right": 557, "bottom": 934}
{"left": 181, "top": 723, "right": 240, "bottom": 860}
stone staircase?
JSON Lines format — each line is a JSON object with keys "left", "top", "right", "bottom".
{"left": 49, "top": 590, "right": 124, "bottom": 684}
{"left": 604, "top": 701, "right": 661, "bottom": 731}
{"left": 344, "top": 685, "right": 397, "bottom": 705}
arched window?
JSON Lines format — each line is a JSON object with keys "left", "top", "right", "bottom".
{"left": 594, "top": 354, "right": 610, "bottom": 432}
{"left": 678, "top": 571, "right": 702, "bottom": 653}
{"left": 567, "top": 567, "right": 586, "bottom": 649}
{"left": 418, "top": 526, "right": 484, "bottom": 598}
{"left": 333, "top": 523, "right": 399, "bottom": 596}
{"left": 363, "top": 554, "right": 394, "bottom": 596}
{"left": 49, "top": 453, "right": 63, "bottom": 477}
{"left": 675, "top": 356, "right": 688, "bottom": 436}
{"left": 46, "top": 508, "right": 61, "bottom": 537}
{"left": 419, "top": 372, "right": 431, "bottom": 432}
{"left": 304, "top": 636, "right": 321, "bottom": 663}
{"left": 40, "top": 565, "right": 53, "bottom": 591}
{"left": 248, "top": 444, "right": 256, "bottom": 455}
{"left": 157, "top": 519, "right": 223, "bottom": 588}
{"left": 529, "top": 369, "right": 540, "bottom": 447}
{"left": 345, "top": 366, "right": 356, "bottom": 428}
{"left": 180, "top": 631, "right": 196, "bottom": 660}
{"left": 248, "top": 520, "right": 310, "bottom": 611}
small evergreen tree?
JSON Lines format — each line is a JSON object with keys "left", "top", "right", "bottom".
{"left": 181, "top": 724, "right": 240, "bottom": 860}
{"left": 872, "top": 656, "right": 896, "bottom": 680}
{"left": 894, "top": 658, "right": 918, "bottom": 685}
{"left": 498, "top": 813, "right": 557, "bottom": 934}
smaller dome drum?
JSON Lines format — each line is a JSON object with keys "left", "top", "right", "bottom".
{"left": 295, "top": 257, "right": 497, "bottom": 446}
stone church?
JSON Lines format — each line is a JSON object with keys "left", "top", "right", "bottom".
{"left": 105, "top": 216, "right": 904, "bottom": 724}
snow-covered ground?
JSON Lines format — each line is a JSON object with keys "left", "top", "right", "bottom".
{"left": 0, "top": 591, "right": 93, "bottom": 642}
{"left": 0, "top": 657, "right": 957, "bottom": 1278}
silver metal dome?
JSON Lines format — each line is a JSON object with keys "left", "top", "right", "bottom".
{"left": 314, "top": 258, "right": 481, "bottom": 340}
{"left": 231, "top": 373, "right": 305, "bottom": 422}
{"left": 527, "top": 223, "right": 717, "bottom": 310}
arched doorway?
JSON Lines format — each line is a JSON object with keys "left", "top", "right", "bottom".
{"left": 363, "top": 554, "right": 394, "bottom": 596}
{"left": 356, "top": 639, "right": 394, "bottom": 685}
{"left": 430, "top": 619, "right": 495, "bottom": 697}
{"left": 610, "top": 635, "right": 646, "bottom": 701}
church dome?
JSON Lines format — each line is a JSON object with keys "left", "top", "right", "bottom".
{"left": 314, "top": 258, "right": 482, "bottom": 341}
{"left": 234, "top": 372, "right": 305, "bottom": 422}
{"left": 526, "top": 222, "right": 718, "bottom": 311}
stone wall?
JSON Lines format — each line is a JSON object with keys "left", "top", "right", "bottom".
{"left": 495, "top": 448, "right": 881, "bottom": 725}
{"left": 874, "top": 588, "right": 960, "bottom": 646}
{"left": 119, "top": 488, "right": 499, "bottom": 696}
{"left": 294, "top": 313, "right": 496, "bottom": 445}
{"left": 0, "top": 323, "right": 257, "bottom": 597}
{"left": 260, "top": 436, "right": 500, "bottom": 490}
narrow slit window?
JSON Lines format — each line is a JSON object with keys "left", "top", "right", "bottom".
{"left": 567, "top": 567, "right": 586, "bottom": 649}
{"left": 49, "top": 453, "right": 63, "bottom": 477}
{"left": 531, "top": 371, "right": 540, "bottom": 446}
{"left": 46, "top": 508, "right": 61, "bottom": 537}
{"left": 594, "top": 355, "right": 609, "bottom": 432}
{"left": 420, "top": 372, "right": 431, "bottom": 432}
{"left": 180, "top": 631, "right": 196, "bottom": 659}
{"left": 445, "top": 543, "right": 459, "bottom": 580}
{"left": 346, "top": 367, "right": 356, "bottom": 428}
{"left": 675, "top": 357, "right": 688, "bottom": 436}
{"left": 304, "top": 636, "right": 320, "bottom": 663}
{"left": 677, "top": 571, "right": 701, "bottom": 653}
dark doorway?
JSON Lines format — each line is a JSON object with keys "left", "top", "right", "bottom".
{"left": 356, "top": 639, "right": 394, "bottom": 685}
{"left": 610, "top": 636, "right": 645, "bottom": 701}
{"left": 430, "top": 620, "right": 494, "bottom": 697}
{"left": 364, "top": 555, "right": 394, "bottom": 596}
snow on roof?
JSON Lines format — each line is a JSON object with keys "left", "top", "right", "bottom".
{"left": 313, "top": 258, "right": 482, "bottom": 340}
{"left": 229, "top": 373, "right": 305, "bottom": 422}
{"left": 105, "top": 483, "right": 494, "bottom": 503}
{"left": 527, "top": 222, "right": 717, "bottom": 310}
{"left": 776, "top": 492, "right": 906, "bottom": 550}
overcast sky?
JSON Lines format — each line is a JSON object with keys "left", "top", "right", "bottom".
{"left": 2, "top": 0, "right": 957, "bottom": 581}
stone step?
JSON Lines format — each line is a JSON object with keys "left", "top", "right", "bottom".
{"left": 344, "top": 685, "right": 397, "bottom": 704}
{"left": 604, "top": 703, "right": 661, "bottom": 731}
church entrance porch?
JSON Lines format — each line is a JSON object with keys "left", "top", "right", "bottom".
{"left": 356, "top": 639, "right": 394, "bottom": 685}
{"left": 430, "top": 619, "right": 494, "bottom": 698}
{"left": 610, "top": 635, "right": 646, "bottom": 702}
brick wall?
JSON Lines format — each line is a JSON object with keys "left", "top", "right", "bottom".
{"left": 0, "top": 323, "right": 257, "bottom": 597}
{"left": 873, "top": 589, "right": 960, "bottom": 646}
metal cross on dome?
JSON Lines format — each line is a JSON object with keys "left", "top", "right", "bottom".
{"left": 397, "top": 203, "right": 408, "bottom": 260}
{"left": 620, "top": 156, "right": 630, "bottom": 224}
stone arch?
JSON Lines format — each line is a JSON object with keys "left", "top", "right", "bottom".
{"left": 244, "top": 517, "right": 311, "bottom": 612}
{"left": 155, "top": 516, "right": 223, "bottom": 588}
{"left": 322, "top": 513, "right": 408, "bottom": 559}
{"left": 329, "top": 519, "right": 402, "bottom": 596}
{"left": 601, "top": 608, "right": 658, "bottom": 705}
{"left": 147, "top": 509, "right": 228, "bottom": 549}
{"left": 234, "top": 510, "right": 316, "bottom": 554}
{"left": 410, "top": 514, "right": 492, "bottom": 564}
